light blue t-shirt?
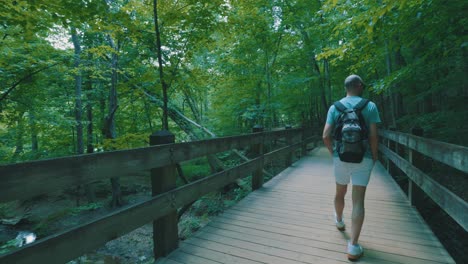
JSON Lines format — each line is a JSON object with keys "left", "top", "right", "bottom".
{"left": 326, "top": 96, "right": 381, "bottom": 157}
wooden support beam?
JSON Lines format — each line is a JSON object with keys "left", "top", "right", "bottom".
{"left": 150, "top": 131, "right": 178, "bottom": 259}
{"left": 252, "top": 125, "right": 264, "bottom": 190}
{"left": 301, "top": 127, "right": 307, "bottom": 156}
{"left": 285, "top": 126, "right": 293, "bottom": 167}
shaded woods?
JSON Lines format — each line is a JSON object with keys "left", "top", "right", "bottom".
{"left": 0, "top": 0, "right": 466, "bottom": 262}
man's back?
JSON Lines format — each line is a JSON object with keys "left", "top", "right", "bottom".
{"left": 325, "top": 95, "right": 381, "bottom": 159}
{"left": 326, "top": 95, "right": 380, "bottom": 132}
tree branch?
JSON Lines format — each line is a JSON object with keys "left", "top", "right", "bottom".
{"left": 0, "top": 62, "right": 61, "bottom": 103}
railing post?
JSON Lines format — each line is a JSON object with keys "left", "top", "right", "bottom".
{"left": 386, "top": 137, "right": 391, "bottom": 172}
{"left": 285, "top": 125, "right": 293, "bottom": 167}
{"left": 410, "top": 127, "right": 424, "bottom": 208}
{"left": 150, "top": 130, "right": 178, "bottom": 259}
{"left": 252, "top": 125, "right": 264, "bottom": 190}
{"left": 301, "top": 127, "right": 307, "bottom": 157}
{"left": 408, "top": 147, "right": 414, "bottom": 206}
{"left": 388, "top": 127, "right": 397, "bottom": 175}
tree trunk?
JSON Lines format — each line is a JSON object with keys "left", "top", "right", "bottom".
{"left": 153, "top": 0, "right": 169, "bottom": 130}
{"left": 86, "top": 83, "right": 94, "bottom": 154}
{"left": 105, "top": 36, "right": 122, "bottom": 208}
{"left": 379, "top": 93, "right": 387, "bottom": 127}
{"left": 255, "top": 81, "right": 262, "bottom": 127}
{"left": 384, "top": 39, "right": 397, "bottom": 128}
{"left": 71, "top": 27, "right": 84, "bottom": 155}
{"left": 142, "top": 89, "right": 222, "bottom": 172}
{"left": 29, "top": 109, "right": 38, "bottom": 157}
{"left": 182, "top": 89, "right": 201, "bottom": 123}
{"left": 143, "top": 95, "right": 154, "bottom": 131}
{"left": 85, "top": 63, "right": 96, "bottom": 203}
{"left": 324, "top": 59, "right": 332, "bottom": 106}
{"left": 12, "top": 112, "right": 24, "bottom": 162}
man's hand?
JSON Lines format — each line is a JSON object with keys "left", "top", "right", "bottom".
{"left": 322, "top": 123, "right": 334, "bottom": 155}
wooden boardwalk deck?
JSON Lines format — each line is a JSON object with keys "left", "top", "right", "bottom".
{"left": 157, "top": 147, "right": 456, "bottom": 264}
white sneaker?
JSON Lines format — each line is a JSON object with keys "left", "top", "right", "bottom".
{"left": 334, "top": 213, "right": 345, "bottom": 231}
{"left": 347, "top": 241, "right": 364, "bottom": 261}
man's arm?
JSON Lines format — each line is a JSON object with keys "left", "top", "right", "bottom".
{"left": 322, "top": 123, "right": 334, "bottom": 155}
{"left": 369, "top": 123, "right": 379, "bottom": 162}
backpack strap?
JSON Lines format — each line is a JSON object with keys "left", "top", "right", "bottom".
{"left": 355, "top": 99, "right": 370, "bottom": 138}
{"left": 333, "top": 101, "right": 347, "bottom": 113}
{"left": 354, "top": 99, "right": 370, "bottom": 111}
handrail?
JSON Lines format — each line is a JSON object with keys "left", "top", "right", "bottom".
{"left": 0, "top": 127, "right": 319, "bottom": 264}
{"left": 0, "top": 128, "right": 303, "bottom": 203}
{"left": 379, "top": 130, "right": 468, "bottom": 173}
{"left": 378, "top": 129, "right": 468, "bottom": 231}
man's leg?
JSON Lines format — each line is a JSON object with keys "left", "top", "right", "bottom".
{"left": 335, "top": 183, "right": 348, "bottom": 221}
{"left": 351, "top": 185, "right": 367, "bottom": 244}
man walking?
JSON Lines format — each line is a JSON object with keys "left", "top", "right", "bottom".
{"left": 322, "top": 75, "right": 381, "bottom": 261}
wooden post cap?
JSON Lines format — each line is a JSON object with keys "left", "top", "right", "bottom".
{"left": 411, "top": 127, "right": 424, "bottom": 136}
{"left": 150, "top": 130, "right": 175, "bottom": 145}
{"left": 253, "top": 125, "right": 264, "bottom": 133}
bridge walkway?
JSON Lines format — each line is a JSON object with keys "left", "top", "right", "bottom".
{"left": 158, "top": 147, "right": 455, "bottom": 264}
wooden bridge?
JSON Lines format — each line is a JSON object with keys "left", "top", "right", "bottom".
{"left": 0, "top": 128, "right": 466, "bottom": 264}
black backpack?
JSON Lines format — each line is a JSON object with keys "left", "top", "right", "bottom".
{"left": 333, "top": 99, "right": 370, "bottom": 163}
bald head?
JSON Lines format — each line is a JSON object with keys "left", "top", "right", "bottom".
{"left": 344, "top": 75, "right": 365, "bottom": 96}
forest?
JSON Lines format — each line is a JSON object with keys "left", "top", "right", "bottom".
{"left": 1, "top": 0, "right": 466, "bottom": 164}
{"left": 0, "top": 0, "right": 466, "bottom": 262}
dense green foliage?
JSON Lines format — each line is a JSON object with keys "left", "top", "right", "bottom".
{"left": 0, "top": 0, "right": 466, "bottom": 164}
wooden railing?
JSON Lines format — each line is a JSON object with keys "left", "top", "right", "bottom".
{"left": 378, "top": 129, "right": 468, "bottom": 231}
{"left": 0, "top": 127, "right": 318, "bottom": 264}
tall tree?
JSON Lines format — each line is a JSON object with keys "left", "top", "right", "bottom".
{"left": 71, "top": 27, "right": 84, "bottom": 154}
{"left": 152, "top": 0, "right": 169, "bottom": 130}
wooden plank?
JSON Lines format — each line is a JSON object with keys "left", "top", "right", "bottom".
{"left": 249, "top": 189, "right": 414, "bottom": 213}
{"left": 231, "top": 198, "right": 434, "bottom": 233}
{"left": 224, "top": 207, "right": 435, "bottom": 239}
{"left": 379, "top": 129, "right": 468, "bottom": 173}
{"left": 263, "top": 128, "right": 301, "bottom": 142}
{"left": 230, "top": 201, "right": 435, "bottom": 236}
{"left": 206, "top": 221, "right": 451, "bottom": 262}
{"left": 240, "top": 194, "right": 420, "bottom": 222}
{"left": 264, "top": 186, "right": 405, "bottom": 203}
{"left": 263, "top": 141, "right": 303, "bottom": 164}
{"left": 178, "top": 242, "right": 263, "bottom": 264}
{"left": 168, "top": 251, "right": 221, "bottom": 264}
{"left": 201, "top": 224, "right": 446, "bottom": 264}
{"left": 194, "top": 230, "right": 353, "bottom": 264}
{"left": 185, "top": 236, "right": 342, "bottom": 264}
{"left": 248, "top": 188, "right": 412, "bottom": 211}
{"left": 212, "top": 212, "right": 451, "bottom": 259}
{"left": 380, "top": 143, "right": 468, "bottom": 231}
{"left": 216, "top": 212, "right": 439, "bottom": 246}
{"left": 0, "top": 158, "right": 262, "bottom": 264}
{"left": 155, "top": 257, "right": 185, "bottom": 264}
{"left": 208, "top": 219, "right": 450, "bottom": 259}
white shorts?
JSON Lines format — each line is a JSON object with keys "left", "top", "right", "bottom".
{"left": 333, "top": 157, "right": 374, "bottom": 186}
